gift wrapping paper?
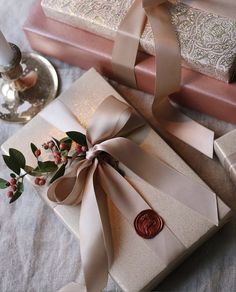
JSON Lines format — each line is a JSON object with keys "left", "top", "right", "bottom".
{"left": 23, "top": 1, "right": 236, "bottom": 124}
{"left": 215, "top": 130, "right": 236, "bottom": 187}
{"left": 1, "top": 69, "right": 232, "bottom": 291}
{"left": 41, "top": 0, "right": 236, "bottom": 83}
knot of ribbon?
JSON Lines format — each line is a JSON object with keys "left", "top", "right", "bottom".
{"left": 85, "top": 147, "right": 100, "bottom": 161}
{"left": 41, "top": 96, "right": 219, "bottom": 292}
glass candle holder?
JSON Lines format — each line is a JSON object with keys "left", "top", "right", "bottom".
{"left": 0, "top": 43, "right": 58, "bottom": 123}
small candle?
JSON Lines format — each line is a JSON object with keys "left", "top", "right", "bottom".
{"left": 0, "top": 30, "right": 14, "bottom": 66}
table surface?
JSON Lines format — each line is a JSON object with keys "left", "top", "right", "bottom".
{"left": 0, "top": 1, "right": 236, "bottom": 291}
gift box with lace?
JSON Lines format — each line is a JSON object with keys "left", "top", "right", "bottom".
{"left": 1, "top": 69, "right": 232, "bottom": 291}
{"left": 41, "top": 0, "right": 236, "bottom": 83}
{"left": 24, "top": 0, "right": 236, "bottom": 124}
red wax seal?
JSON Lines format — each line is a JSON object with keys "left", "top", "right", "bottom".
{"left": 134, "top": 209, "right": 164, "bottom": 239}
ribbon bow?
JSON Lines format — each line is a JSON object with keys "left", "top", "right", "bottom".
{"left": 41, "top": 96, "right": 218, "bottom": 292}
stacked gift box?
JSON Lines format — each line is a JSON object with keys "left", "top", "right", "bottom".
{"left": 23, "top": 0, "right": 236, "bottom": 123}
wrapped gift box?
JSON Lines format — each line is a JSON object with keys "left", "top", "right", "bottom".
{"left": 23, "top": 1, "right": 236, "bottom": 124}
{"left": 214, "top": 130, "right": 236, "bottom": 187}
{"left": 41, "top": 0, "right": 236, "bottom": 83}
{"left": 1, "top": 68, "right": 232, "bottom": 291}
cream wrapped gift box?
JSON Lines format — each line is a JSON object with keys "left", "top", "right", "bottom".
{"left": 215, "top": 130, "right": 236, "bottom": 188}
{"left": 1, "top": 69, "right": 232, "bottom": 291}
{"left": 41, "top": 0, "right": 236, "bottom": 82}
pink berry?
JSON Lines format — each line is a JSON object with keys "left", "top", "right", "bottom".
{"left": 12, "top": 185, "right": 17, "bottom": 191}
{"left": 10, "top": 178, "right": 17, "bottom": 186}
{"left": 39, "top": 178, "right": 46, "bottom": 186}
{"left": 34, "top": 177, "right": 41, "bottom": 185}
{"left": 59, "top": 143, "right": 66, "bottom": 150}
{"left": 42, "top": 143, "right": 49, "bottom": 150}
{"left": 34, "top": 149, "right": 41, "bottom": 157}
{"left": 6, "top": 182, "right": 10, "bottom": 187}
{"left": 7, "top": 191, "right": 13, "bottom": 198}
{"left": 53, "top": 151, "right": 60, "bottom": 157}
{"left": 55, "top": 157, "right": 61, "bottom": 165}
{"left": 48, "top": 141, "right": 54, "bottom": 149}
{"left": 76, "top": 145, "right": 82, "bottom": 154}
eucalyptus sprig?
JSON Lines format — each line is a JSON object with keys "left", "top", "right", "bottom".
{"left": 0, "top": 131, "right": 87, "bottom": 203}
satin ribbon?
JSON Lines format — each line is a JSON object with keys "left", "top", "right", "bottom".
{"left": 40, "top": 96, "right": 218, "bottom": 292}
{"left": 112, "top": 0, "right": 235, "bottom": 158}
{"left": 224, "top": 152, "right": 236, "bottom": 184}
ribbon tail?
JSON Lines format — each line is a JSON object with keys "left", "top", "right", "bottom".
{"left": 97, "top": 138, "right": 219, "bottom": 226}
{"left": 143, "top": 1, "right": 181, "bottom": 98}
{"left": 155, "top": 99, "right": 214, "bottom": 158}
{"left": 98, "top": 163, "right": 185, "bottom": 264}
{"left": 144, "top": 2, "right": 214, "bottom": 158}
{"left": 112, "top": 0, "right": 146, "bottom": 88}
{"left": 79, "top": 160, "right": 112, "bottom": 292}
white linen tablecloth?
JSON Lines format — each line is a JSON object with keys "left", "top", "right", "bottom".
{"left": 0, "top": 1, "right": 236, "bottom": 291}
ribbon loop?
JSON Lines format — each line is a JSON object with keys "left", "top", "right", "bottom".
{"left": 48, "top": 160, "right": 91, "bottom": 206}
{"left": 86, "top": 95, "right": 145, "bottom": 146}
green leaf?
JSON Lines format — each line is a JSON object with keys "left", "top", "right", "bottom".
{"left": 0, "top": 178, "right": 8, "bottom": 189}
{"left": 9, "top": 148, "right": 26, "bottom": 169}
{"left": 52, "top": 137, "right": 60, "bottom": 149}
{"left": 60, "top": 137, "right": 72, "bottom": 144}
{"left": 31, "top": 143, "right": 38, "bottom": 157}
{"left": 29, "top": 169, "right": 44, "bottom": 177}
{"left": 38, "top": 161, "right": 58, "bottom": 173}
{"left": 17, "top": 181, "right": 24, "bottom": 193}
{"left": 30, "top": 165, "right": 56, "bottom": 177}
{"left": 61, "top": 150, "right": 68, "bottom": 156}
{"left": 49, "top": 164, "right": 66, "bottom": 184}
{"left": 9, "top": 190, "right": 22, "bottom": 204}
{"left": 3, "top": 155, "right": 20, "bottom": 175}
{"left": 66, "top": 131, "right": 87, "bottom": 146}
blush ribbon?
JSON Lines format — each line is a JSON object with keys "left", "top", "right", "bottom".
{"left": 112, "top": 0, "right": 235, "bottom": 158}
{"left": 40, "top": 96, "right": 218, "bottom": 292}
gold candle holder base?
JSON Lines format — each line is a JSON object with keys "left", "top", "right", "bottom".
{"left": 0, "top": 43, "right": 58, "bottom": 123}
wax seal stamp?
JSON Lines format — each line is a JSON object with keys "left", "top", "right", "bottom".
{"left": 134, "top": 209, "right": 164, "bottom": 239}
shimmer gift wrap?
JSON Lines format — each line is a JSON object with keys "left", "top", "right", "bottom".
{"left": 41, "top": 0, "right": 236, "bottom": 82}
{"left": 215, "top": 130, "right": 236, "bottom": 188}
{"left": 1, "top": 69, "right": 232, "bottom": 291}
